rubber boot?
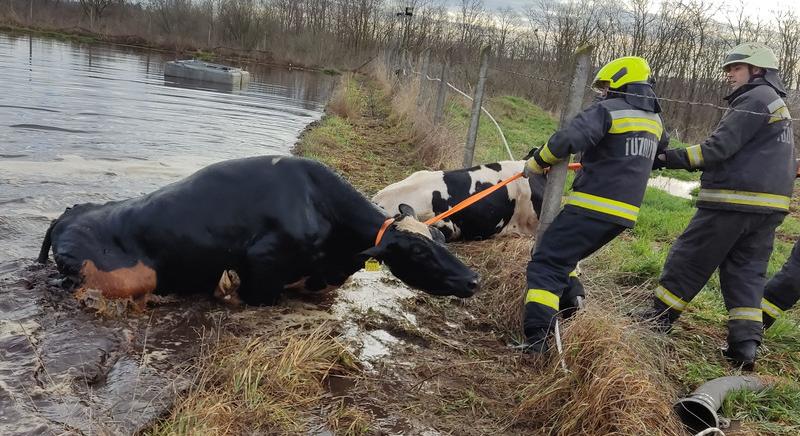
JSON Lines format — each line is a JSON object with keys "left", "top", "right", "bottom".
{"left": 559, "top": 276, "right": 586, "bottom": 320}
{"left": 521, "top": 328, "right": 550, "bottom": 356}
{"left": 633, "top": 305, "right": 674, "bottom": 334}
{"left": 722, "top": 340, "right": 758, "bottom": 371}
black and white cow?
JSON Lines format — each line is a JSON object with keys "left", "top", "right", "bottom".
{"left": 372, "top": 161, "right": 546, "bottom": 241}
{"left": 37, "top": 156, "right": 479, "bottom": 304}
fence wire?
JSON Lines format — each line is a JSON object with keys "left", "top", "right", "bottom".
{"left": 491, "top": 67, "right": 800, "bottom": 122}
{"left": 411, "top": 67, "right": 516, "bottom": 161}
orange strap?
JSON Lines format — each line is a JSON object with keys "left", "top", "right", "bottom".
{"left": 424, "top": 162, "right": 583, "bottom": 226}
{"left": 374, "top": 218, "right": 395, "bottom": 246}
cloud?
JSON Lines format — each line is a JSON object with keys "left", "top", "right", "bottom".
{"left": 444, "top": 0, "right": 531, "bottom": 10}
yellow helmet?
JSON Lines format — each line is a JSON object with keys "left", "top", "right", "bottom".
{"left": 593, "top": 56, "right": 651, "bottom": 89}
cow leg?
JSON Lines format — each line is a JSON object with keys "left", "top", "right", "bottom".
{"left": 236, "top": 236, "right": 286, "bottom": 305}
{"left": 237, "top": 266, "right": 283, "bottom": 305}
{"left": 303, "top": 255, "right": 362, "bottom": 292}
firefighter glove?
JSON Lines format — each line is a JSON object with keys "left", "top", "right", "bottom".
{"left": 524, "top": 157, "right": 545, "bottom": 178}
{"left": 652, "top": 153, "right": 667, "bottom": 170}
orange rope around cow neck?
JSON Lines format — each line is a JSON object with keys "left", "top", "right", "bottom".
{"left": 424, "top": 162, "right": 582, "bottom": 226}
{"left": 374, "top": 217, "right": 395, "bottom": 246}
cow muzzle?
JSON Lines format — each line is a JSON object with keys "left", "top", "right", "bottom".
{"left": 447, "top": 273, "right": 481, "bottom": 298}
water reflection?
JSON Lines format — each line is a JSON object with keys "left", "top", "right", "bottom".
{"left": 0, "top": 32, "right": 335, "bottom": 265}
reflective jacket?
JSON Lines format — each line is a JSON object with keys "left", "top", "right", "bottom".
{"left": 530, "top": 93, "right": 668, "bottom": 227}
{"left": 664, "top": 77, "right": 795, "bottom": 214}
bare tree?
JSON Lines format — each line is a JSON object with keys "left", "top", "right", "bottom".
{"left": 775, "top": 9, "right": 800, "bottom": 89}
{"left": 494, "top": 7, "right": 519, "bottom": 59}
{"left": 80, "top": 0, "right": 114, "bottom": 29}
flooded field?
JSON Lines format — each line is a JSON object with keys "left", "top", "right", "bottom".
{"left": 0, "top": 32, "right": 334, "bottom": 264}
{"left": 0, "top": 32, "right": 338, "bottom": 434}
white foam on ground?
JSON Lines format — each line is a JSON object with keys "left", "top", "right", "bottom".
{"left": 331, "top": 269, "right": 419, "bottom": 368}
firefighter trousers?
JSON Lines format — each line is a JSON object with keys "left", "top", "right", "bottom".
{"left": 763, "top": 237, "right": 800, "bottom": 325}
{"left": 524, "top": 209, "right": 626, "bottom": 342}
{"left": 653, "top": 208, "right": 784, "bottom": 344}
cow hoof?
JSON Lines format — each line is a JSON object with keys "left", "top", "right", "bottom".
{"left": 214, "top": 269, "right": 242, "bottom": 306}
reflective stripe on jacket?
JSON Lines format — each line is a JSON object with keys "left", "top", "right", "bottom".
{"left": 664, "top": 78, "right": 795, "bottom": 214}
{"left": 532, "top": 96, "right": 668, "bottom": 227}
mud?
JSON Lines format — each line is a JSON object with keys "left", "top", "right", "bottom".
{"left": 0, "top": 263, "right": 222, "bottom": 435}
{"left": 0, "top": 257, "right": 448, "bottom": 435}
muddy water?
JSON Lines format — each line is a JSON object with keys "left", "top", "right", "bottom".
{"left": 1, "top": 265, "right": 227, "bottom": 435}
{"left": 0, "top": 32, "right": 334, "bottom": 264}
{"left": 0, "top": 32, "right": 334, "bottom": 434}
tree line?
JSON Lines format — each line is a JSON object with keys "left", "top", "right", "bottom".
{"left": 3, "top": 0, "right": 799, "bottom": 142}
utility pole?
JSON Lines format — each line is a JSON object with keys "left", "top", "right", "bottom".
{"left": 395, "top": 6, "right": 413, "bottom": 74}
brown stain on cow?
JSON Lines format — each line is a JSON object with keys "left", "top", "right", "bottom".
{"left": 79, "top": 260, "right": 157, "bottom": 299}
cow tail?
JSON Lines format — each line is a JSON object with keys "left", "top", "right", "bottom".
{"left": 37, "top": 220, "right": 56, "bottom": 264}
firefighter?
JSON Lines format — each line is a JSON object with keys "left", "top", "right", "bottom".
{"left": 644, "top": 42, "right": 795, "bottom": 370}
{"left": 762, "top": 238, "right": 800, "bottom": 329}
{"left": 521, "top": 56, "right": 669, "bottom": 354}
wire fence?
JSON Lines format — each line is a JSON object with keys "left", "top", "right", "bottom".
{"left": 381, "top": 48, "right": 799, "bottom": 169}
{"left": 491, "top": 67, "right": 800, "bottom": 122}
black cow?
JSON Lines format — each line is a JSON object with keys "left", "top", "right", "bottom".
{"left": 37, "top": 156, "right": 479, "bottom": 304}
{"left": 372, "top": 160, "right": 546, "bottom": 241}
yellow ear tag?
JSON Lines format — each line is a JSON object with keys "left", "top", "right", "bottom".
{"left": 364, "top": 258, "right": 381, "bottom": 271}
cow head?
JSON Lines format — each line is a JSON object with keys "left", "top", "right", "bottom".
{"left": 361, "top": 204, "right": 479, "bottom": 298}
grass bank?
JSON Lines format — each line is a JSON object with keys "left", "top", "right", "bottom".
{"left": 304, "top": 73, "right": 800, "bottom": 434}
{"left": 583, "top": 186, "right": 800, "bottom": 435}
{"left": 154, "top": 72, "right": 800, "bottom": 435}
{"left": 0, "top": 23, "right": 340, "bottom": 73}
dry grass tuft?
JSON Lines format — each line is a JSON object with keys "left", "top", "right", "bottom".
{"left": 369, "top": 60, "right": 397, "bottom": 98}
{"left": 369, "top": 63, "right": 461, "bottom": 170}
{"left": 326, "top": 401, "right": 373, "bottom": 436}
{"left": 389, "top": 77, "right": 461, "bottom": 170}
{"left": 512, "top": 308, "right": 683, "bottom": 436}
{"left": 150, "top": 325, "right": 358, "bottom": 435}
{"left": 452, "top": 236, "right": 532, "bottom": 336}
{"left": 449, "top": 236, "right": 685, "bottom": 435}
{"left": 328, "top": 72, "right": 362, "bottom": 120}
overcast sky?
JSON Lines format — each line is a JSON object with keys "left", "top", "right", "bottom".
{"left": 447, "top": 0, "right": 800, "bottom": 23}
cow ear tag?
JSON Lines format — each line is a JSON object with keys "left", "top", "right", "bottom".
{"left": 364, "top": 258, "right": 381, "bottom": 271}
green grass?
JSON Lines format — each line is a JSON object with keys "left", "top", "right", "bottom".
{"left": 445, "top": 95, "right": 558, "bottom": 164}
{"left": 593, "top": 188, "right": 695, "bottom": 283}
{"left": 0, "top": 25, "right": 97, "bottom": 44}
{"left": 294, "top": 75, "right": 424, "bottom": 195}
{"left": 651, "top": 138, "right": 703, "bottom": 182}
{"left": 778, "top": 216, "right": 800, "bottom": 240}
{"left": 296, "top": 116, "right": 363, "bottom": 166}
{"left": 192, "top": 50, "right": 215, "bottom": 62}
{"left": 723, "top": 384, "right": 800, "bottom": 435}
{"left": 583, "top": 170, "right": 800, "bottom": 431}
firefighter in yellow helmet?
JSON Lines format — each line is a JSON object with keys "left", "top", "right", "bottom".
{"left": 643, "top": 42, "right": 795, "bottom": 370}
{"left": 520, "top": 56, "right": 669, "bottom": 355}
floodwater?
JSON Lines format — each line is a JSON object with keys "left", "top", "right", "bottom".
{"left": 0, "top": 32, "right": 334, "bottom": 264}
{"left": 0, "top": 32, "right": 335, "bottom": 434}
{"left": 648, "top": 176, "right": 700, "bottom": 199}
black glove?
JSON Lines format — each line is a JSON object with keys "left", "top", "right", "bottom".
{"left": 652, "top": 153, "right": 667, "bottom": 170}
